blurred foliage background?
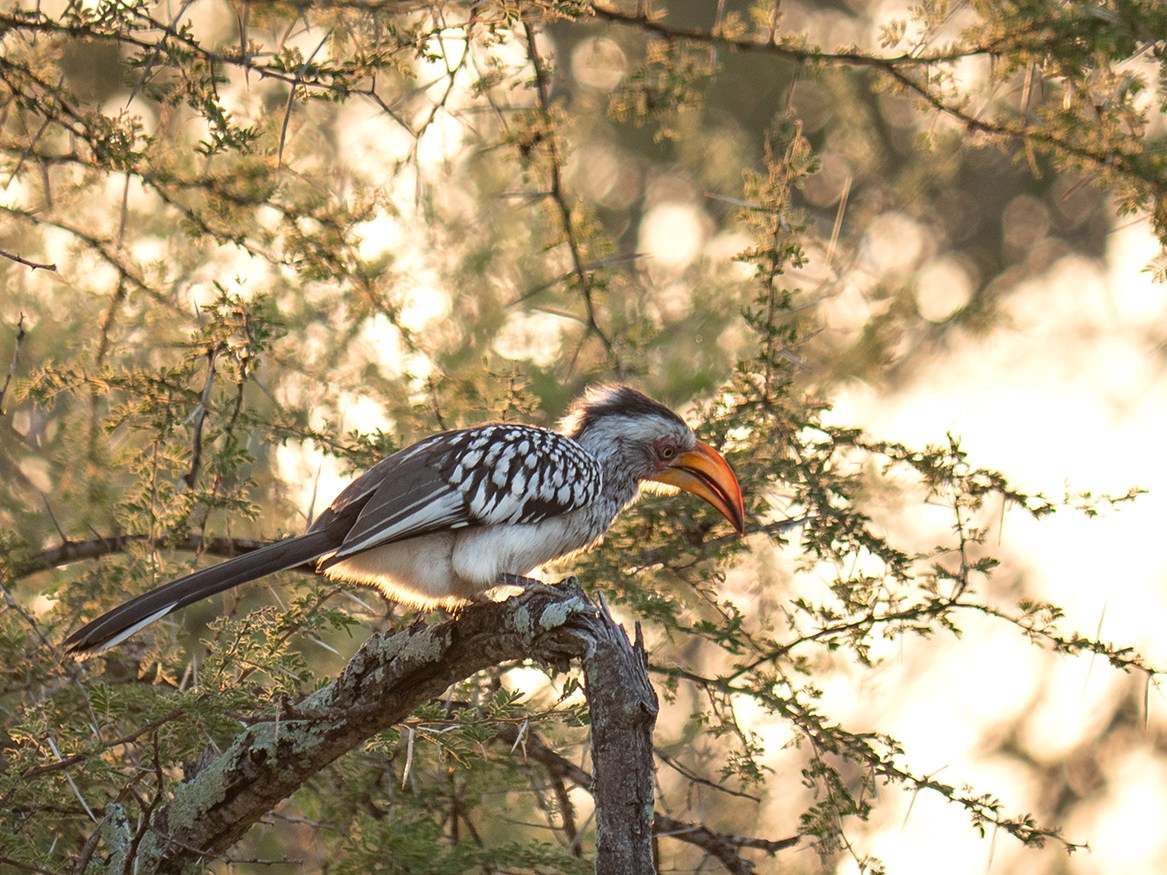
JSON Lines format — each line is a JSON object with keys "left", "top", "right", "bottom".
{"left": 1, "top": 1, "right": 1165, "bottom": 873}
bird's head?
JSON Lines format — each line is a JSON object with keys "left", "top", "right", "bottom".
{"left": 560, "top": 385, "right": 746, "bottom": 535}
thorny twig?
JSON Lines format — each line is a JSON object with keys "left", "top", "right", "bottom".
{"left": 522, "top": 17, "right": 615, "bottom": 363}
{"left": 1, "top": 313, "right": 27, "bottom": 415}
{"left": 184, "top": 346, "right": 220, "bottom": 489}
{"left": 0, "top": 249, "right": 56, "bottom": 272}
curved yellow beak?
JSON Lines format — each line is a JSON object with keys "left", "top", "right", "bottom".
{"left": 646, "top": 440, "right": 746, "bottom": 535}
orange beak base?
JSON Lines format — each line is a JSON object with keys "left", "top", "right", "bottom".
{"left": 646, "top": 440, "right": 745, "bottom": 535}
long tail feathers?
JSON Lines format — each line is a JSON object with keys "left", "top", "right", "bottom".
{"left": 65, "top": 531, "right": 337, "bottom": 657}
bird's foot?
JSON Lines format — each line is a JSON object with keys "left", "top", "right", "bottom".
{"left": 494, "top": 575, "right": 587, "bottom": 606}
{"left": 496, "top": 573, "right": 559, "bottom": 596}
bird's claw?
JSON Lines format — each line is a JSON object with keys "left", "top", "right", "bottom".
{"left": 495, "top": 573, "right": 562, "bottom": 600}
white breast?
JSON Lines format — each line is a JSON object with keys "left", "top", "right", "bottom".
{"left": 450, "top": 512, "right": 605, "bottom": 584}
{"left": 320, "top": 502, "right": 621, "bottom": 609}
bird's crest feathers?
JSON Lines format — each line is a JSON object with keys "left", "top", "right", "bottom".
{"left": 558, "top": 384, "right": 687, "bottom": 441}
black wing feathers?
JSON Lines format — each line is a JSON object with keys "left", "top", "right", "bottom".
{"left": 319, "top": 426, "right": 600, "bottom": 562}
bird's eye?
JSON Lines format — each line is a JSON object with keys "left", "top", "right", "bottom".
{"left": 658, "top": 444, "right": 676, "bottom": 461}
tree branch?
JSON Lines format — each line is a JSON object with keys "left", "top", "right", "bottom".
{"left": 0, "top": 249, "right": 56, "bottom": 272}
{"left": 653, "top": 813, "right": 799, "bottom": 874}
{"left": 1, "top": 313, "right": 27, "bottom": 416}
{"left": 86, "top": 584, "right": 656, "bottom": 874}
{"left": 13, "top": 534, "right": 291, "bottom": 581}
{"left": 581, "top": 598, "right": 657, "bottom": 874}
{"left": 494, "top": 723, "right": 800, "bottom": 873}
{"left": 589, "top": 4, "right": 1166, "bottom": 194}
{"left": 522, "top": 16, "right": 615, "bottom": 361}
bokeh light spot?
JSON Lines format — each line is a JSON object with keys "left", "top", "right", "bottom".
{"left": 863, "top": 211, "right": 928, "bottom": 275}
{"left": 639, "top": 202, "right": 711, "bottom": 270}
{"left": 572, "top": 37, "right": 627, "bottom": 91}
{"left": 916, "top": 255, "right": 975, "bottom": 321}
{"left": 1003, "top": 194, "right": 1051, "bottom": 253}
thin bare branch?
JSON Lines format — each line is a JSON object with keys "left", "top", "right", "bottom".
{"left": 184, "top": 347, "right": 220, "bottom": 489}
{"left": 522, "top": 17, "right": 615, "bottom": 360}
{"left": 279, "top": 29, "right": 332, "bottom": 167}
{"left": 0, "top": 313, "right": 27, "bottom": 415}
{"left": 0, "top": 249, "right": 56, "bottom": 272}
{"left": 11, "top": 533, "right": 306, "bottom": 581}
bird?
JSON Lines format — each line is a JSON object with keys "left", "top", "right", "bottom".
{"left": 65, "top": 384, "right": 745, "bottom": 656}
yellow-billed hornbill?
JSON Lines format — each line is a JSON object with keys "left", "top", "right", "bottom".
{"left": 65, "top": 385, "right": 745, "bottom": 655}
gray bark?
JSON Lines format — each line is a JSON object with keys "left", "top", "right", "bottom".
{"left": 110, "top": 582, "right": 656, "bottom": 875}
{"left": 583, "top": 597, "right": 659, "bottom": 875}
